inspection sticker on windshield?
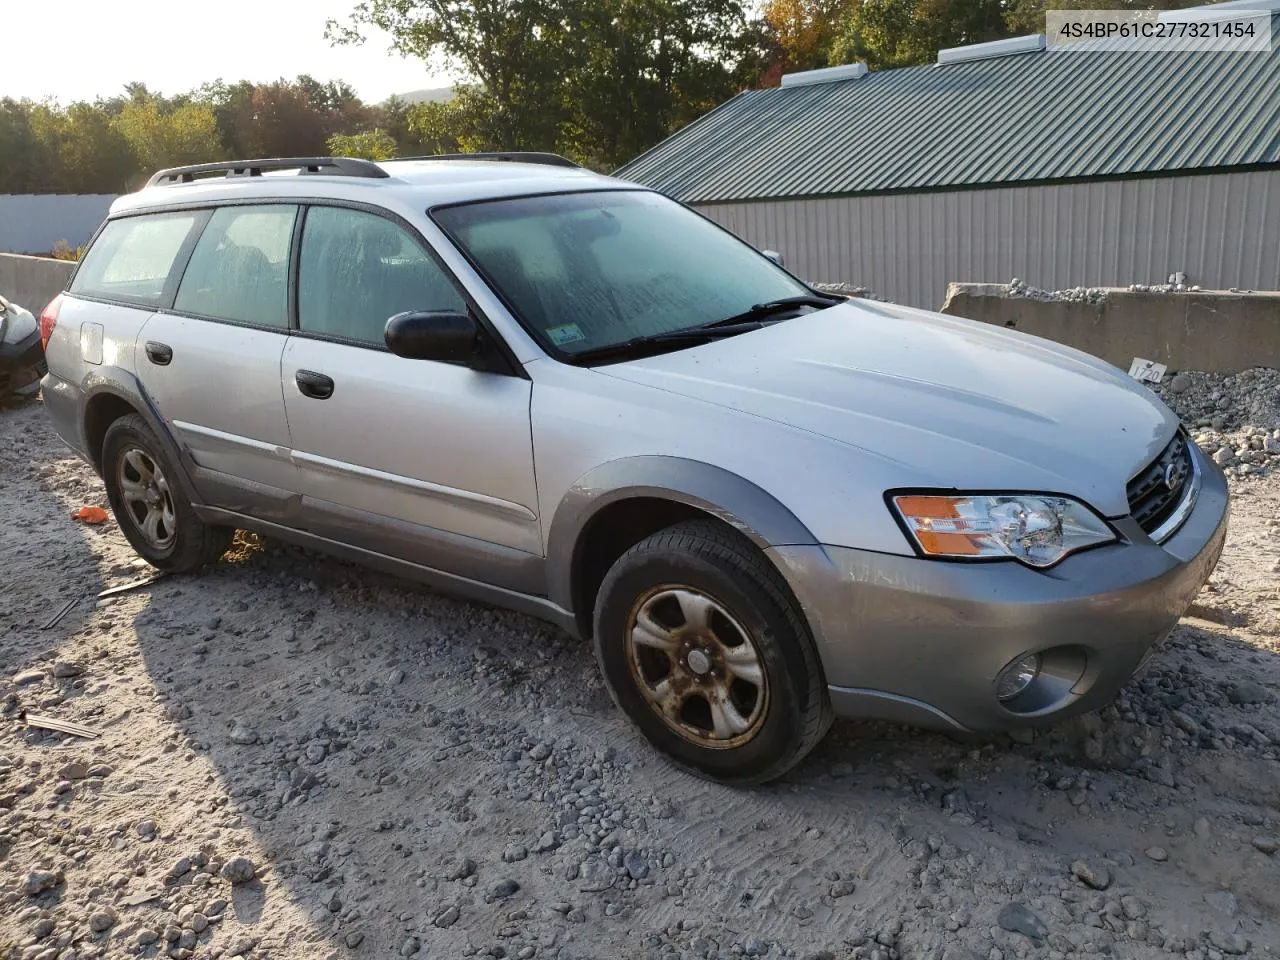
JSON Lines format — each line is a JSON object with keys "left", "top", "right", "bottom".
{"left": 547, "top": 324, "right": 586, "bottom": 346}
{"left": 1128, "top": 358, "right": 1167, "bottom": 384}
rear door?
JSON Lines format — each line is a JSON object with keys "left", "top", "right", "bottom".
{"left": 282, "top": 203, "right": 540, "bottom": 563}
{"left": 137, "top": 203, "right": 299, "bottom": 498}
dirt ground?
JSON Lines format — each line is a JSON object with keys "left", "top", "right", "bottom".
{"left": 1, "top": 394, "right": 1278, "bottom": 960}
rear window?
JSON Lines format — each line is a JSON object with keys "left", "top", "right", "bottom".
{"left": 70, "top": 212, "right": 200, "bottom": 306}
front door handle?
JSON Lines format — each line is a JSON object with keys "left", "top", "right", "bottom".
{"left": 145, "top": 341, "right": 172, "bottom": 365}
{"left": 295, "top": 370, "right": 334, "bottom": 400}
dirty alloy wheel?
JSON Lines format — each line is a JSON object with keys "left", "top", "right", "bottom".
{"left": 594, "top": 519, "right": 832, "bottom": 785}
{"left": 101, "top": 413, "right": 231, "bottom": 572}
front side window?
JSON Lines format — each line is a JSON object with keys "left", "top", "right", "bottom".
{"left": 432, "top": 190, "right": 812, "bottom": 357}
{"left": 71, "top": 212, "right": 200, "bottom": 306}
{"left": 174, "top": 205, "right": 296, "bottom": 327}
{"left": 298, "top": 206, "right": 467, "bottom": 346}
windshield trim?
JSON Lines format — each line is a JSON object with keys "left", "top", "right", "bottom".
{"left": 427, "top": 187, "right": 817, "bottom": 365}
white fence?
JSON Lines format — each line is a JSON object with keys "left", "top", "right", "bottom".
{"left": 0, "top": 195, "right": 117, "bottom": 255}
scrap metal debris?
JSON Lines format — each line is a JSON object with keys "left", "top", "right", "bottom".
{"left": 41, "top": 596, "right": 80, "bottom": 630}
{"left": 20, "top": 711, "right": 100, "bottom": 739}
{"left": 97, "top": 571, "right": 168, "bottom": 599}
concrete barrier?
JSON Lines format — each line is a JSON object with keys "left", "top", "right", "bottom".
{"left": 0, "top": 254, "right": 76, "bottom": 315}
{"left": 940, "top": 283, "right": 1280, "bottom": 374}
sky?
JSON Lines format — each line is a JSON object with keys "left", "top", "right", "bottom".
{"left": 4, "top": 0, "right": 453, "bottom": 104}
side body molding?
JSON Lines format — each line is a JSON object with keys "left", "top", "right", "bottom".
{"left": 544, "top": 456, "right": 819, "bottom": 613}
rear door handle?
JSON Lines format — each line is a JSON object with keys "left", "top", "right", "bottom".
{"left": 295, "top": 370, "right": 334, "bottom": 400}
{"left": 145, "top": 341, "right": 172, "bottom": 366}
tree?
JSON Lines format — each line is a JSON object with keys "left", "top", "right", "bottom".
{"left": 829, "top": 0, "right": 1010, "bottom": 71}
{"left": 764, "top": 0, "right": 857, "bottom": 72}
{"left": 0, "top": 99, "right": 43, "bottom": 193}
{"left": 329, "top": 0, "right": 769, "bottom": 169}
{"left": 329, "top": 0, "right": 572, "bottom": 153}
{"left": 327, "top": 128, "right": 397, "bottom": 159}
{"left": 113, "top": 99, "right": 225, "bottom": 179}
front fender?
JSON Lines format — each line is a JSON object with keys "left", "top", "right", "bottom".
{"left": 544, "top": 455, "right": 817, "bottom": 611}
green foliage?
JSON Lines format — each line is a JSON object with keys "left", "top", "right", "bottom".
{"left": 812, "top": 0, "right": 1222, "bottom": 72}
{"left": 0, "top": 76, "right": 390, "bottom": 195}
{"left": 327, "top": 128, "right": 398, "bottom": 160}
{"left": 328, "top": 0, "right": 767, "bottom": 170}
{"left": 114, "top": 100, "right": 225, "bottom": 182}
{"left": 830, "top": 0, "right": 1009, "bottom": 71}
{"left": 0, "top": 0, "right": 1225, "bottom": 195}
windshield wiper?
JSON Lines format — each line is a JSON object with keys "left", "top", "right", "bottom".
{"left": 701, "top": 293, "right": 841, "bottom": 330}
{"left": 565, "top": 292, "right": 842, "bottom": 366}
{"left": 566, "top": 321, "right": 767, "bottom": 366}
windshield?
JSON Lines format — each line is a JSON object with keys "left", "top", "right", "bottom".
{"left": 432, "top": 190, "right": 814, "bottom": 358}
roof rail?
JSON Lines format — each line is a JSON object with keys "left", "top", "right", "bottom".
{"left": 146, "top": 156, "right": 389, "bottom": 188}
{"left": 395, "top": 152, "right": 582, "bottom": 169}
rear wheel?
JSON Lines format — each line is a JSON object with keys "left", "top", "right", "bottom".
{"left": 593, "top": 519, "right": 832, "bottom": 784}
{"left": 101, "top": 414, "right": 231, "bottom": 571}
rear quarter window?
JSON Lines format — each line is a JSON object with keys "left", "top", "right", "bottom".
{"left": 70, "top": 212, "right": 200, "bottom": 306}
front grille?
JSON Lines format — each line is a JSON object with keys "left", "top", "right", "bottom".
{"left": 1126, "top": 432, "right": 1193, "bottom": 534}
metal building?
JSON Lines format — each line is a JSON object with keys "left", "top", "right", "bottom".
{"left": 616, "top": 3, "right": 1280, "bottom": 308}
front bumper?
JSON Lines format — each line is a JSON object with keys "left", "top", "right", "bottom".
{"left": 0, "top": 328, "right": 46, "bottom": 393}
{"left": 770, "top": 446, "right": 1230, "bottom": 732}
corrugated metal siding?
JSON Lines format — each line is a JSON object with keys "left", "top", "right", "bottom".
{"left": 696, "top": 169, "right": 1280, "bottom": 308}
{"left": 617, "top": 16, "right": 1280, "bottom": 203}
{"left": 0, "top": 195, "right": 117, "bottom": 255}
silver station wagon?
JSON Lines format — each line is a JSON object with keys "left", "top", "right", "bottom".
{"left": 39, "top": 154, "right": 1229, "bottom": 784}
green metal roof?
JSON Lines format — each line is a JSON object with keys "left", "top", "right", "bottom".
{"left": 616, "top": 17, "right": 1280, "bottom": 203}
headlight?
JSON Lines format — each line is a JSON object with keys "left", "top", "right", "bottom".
{"left": 891, "top": 493, "right": 1115, "bottom": 568}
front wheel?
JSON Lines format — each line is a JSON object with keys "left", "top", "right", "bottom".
{"left": 593, "top": 520, "right": 832, "bottom": 785}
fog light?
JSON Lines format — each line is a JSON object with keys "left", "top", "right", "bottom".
{"left": 996, "top": 653, "right": 1041, "bottom": 702}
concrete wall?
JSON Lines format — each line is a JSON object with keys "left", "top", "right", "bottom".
{"left": 0, "top": 195, "right": 116, "bottom": 255}
{"left": 694, "top": 169, "right": 1280, "bottom": 310}
{"left": 0, "top": 254, "right": 76, "bottom": 315}
{"left": 941, "top": 283, "right": 1280, "bottom": 374}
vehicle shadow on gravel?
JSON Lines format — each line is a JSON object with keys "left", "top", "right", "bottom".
{"left": 117, "top": 535, "right": 1280, "bottom": 958}
{"left": 0, "top": 394, "right": 108, "bottom": 681}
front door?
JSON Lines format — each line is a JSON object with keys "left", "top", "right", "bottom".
{"left": 137, "top": 204, "right": 298, "bottom": 496}
{"left": 281, "top": 204, "right": 540, "bottom": 562}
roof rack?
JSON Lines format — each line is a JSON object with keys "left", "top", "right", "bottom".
{"left": 395, "top": 152, "right": 582, "bottom": 169}
{"left": 146, "top": 156, "right": 390, "bottom": 188}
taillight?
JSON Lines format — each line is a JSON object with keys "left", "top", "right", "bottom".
{"left": 39, "top": 294, "right": 63, "bottom": 351}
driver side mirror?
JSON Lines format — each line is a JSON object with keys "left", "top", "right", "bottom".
{"left": 384, "top": 310, "right": 477, "bottom": 364}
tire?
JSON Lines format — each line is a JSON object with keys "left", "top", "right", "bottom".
{"left": 101, "top": 413, "right": 231, "bottom": 571}
{"left": 593, "top": 519, "right": 833, "bottom": 785}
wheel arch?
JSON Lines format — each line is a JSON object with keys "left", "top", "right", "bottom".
{"left": 80, "top": 368, "right": 200, "bottom": 504}
{"left": 546, "top": 457, "right": 818, "bottom": 639}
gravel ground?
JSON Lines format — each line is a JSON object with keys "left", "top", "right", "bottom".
{"left": 1, "top": 383, "right": 1279, "bottom": 960}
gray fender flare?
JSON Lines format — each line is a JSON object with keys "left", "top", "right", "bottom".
{"left": 81, "top": 367, "right": 202, "bottom": 505}
{"left": 544, "top": 455, "right": 818, "bottom": 613}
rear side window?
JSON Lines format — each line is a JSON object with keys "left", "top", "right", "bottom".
{"left": 174, "top": 205, "right": 297, "bottom": 328}
{"left": 70, "top": 212, "right": 199, "bottom": 306}
{"left": 298, "top": 205, "right": 466, "bottom": 346}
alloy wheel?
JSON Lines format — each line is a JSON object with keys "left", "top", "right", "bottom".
{"left": 625, "top": 585, "right": 769, "bottom": 748}
{"left": 117, "top": 446, "right": 177, "bottom": 550}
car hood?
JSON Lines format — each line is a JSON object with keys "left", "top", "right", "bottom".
{"left": 595, "top": 300, "right": 1178, "bottom": 518}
